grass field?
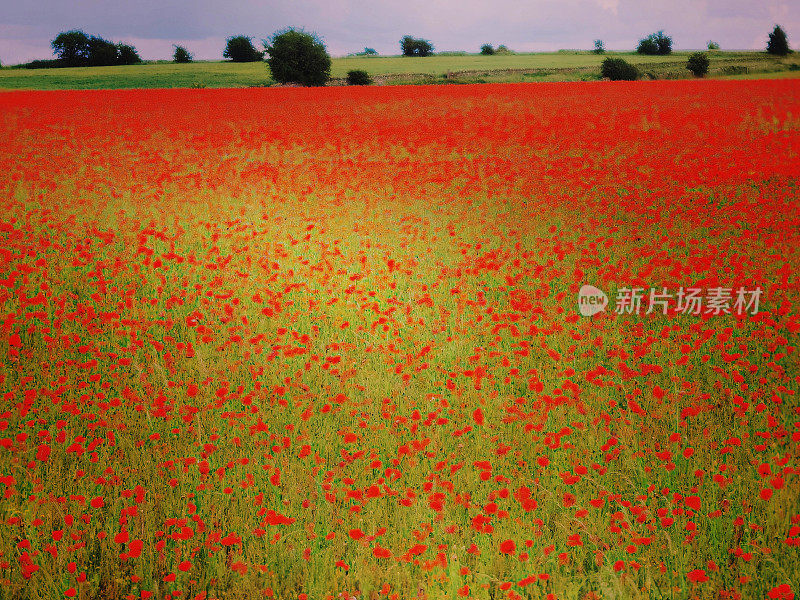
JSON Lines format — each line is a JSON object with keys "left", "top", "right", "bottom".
{"left": 0, "top": 51, "right": 798, "bottom": 89}
{"left": 0, "top": 80, "right": 798, "bottom": 600}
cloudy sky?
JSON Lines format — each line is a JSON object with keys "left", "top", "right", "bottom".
{"left": 0, "top": 0, "right": 796, "bottom": 64}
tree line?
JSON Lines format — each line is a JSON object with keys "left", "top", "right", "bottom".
{"left": 23, "top": 30, "right": 143, "bottom": 68}
{"left": 36, "top": 24, "right": 794, "bottom": 68}
{"left": 7, "top": 24, "right": 792, "bottom": 86}
{"left": 599, "top": 26, "right": 791, "bottom": 80}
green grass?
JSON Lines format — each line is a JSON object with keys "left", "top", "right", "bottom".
{"left": 0, "top": 61, "right": 272, "bottom": 90}
{"left": 333, "top": 51, "right": 693, "bottom": 75}
{"left": 722, "top": 68, "right": 800, "bottom": 79}
{"left": 0, "top": 51, "right": 798, "bottom": 90}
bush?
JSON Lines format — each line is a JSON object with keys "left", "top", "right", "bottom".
{"left": 767, "top": 25, "right": 791, "bottom": 56}
{"left": 637, "top": 31, "right": 672, "bottom": 55}
{"left": 223, "top": 36, "right": 263, "bottom": 62}
{"left": 722, "top": 65, "right": 748, "bottom": 75}
{"left": 266, "top": 29, "right": 331, "bottom": 86}
{"left": 593, "top": 40, "right": 605, "bottom": 54}
{"left": 686, "top": 52, "right": 709, "bottom": 77}
{"left": 601, "top": 57, "right": 639, "bottom": 80}
{"left": 480, "top": 44, "right": 495, "bottom": 55}
{"left": 23, "top": 59, "right": 63, "bottom": 69}
{"left": 400, "top": 36, "right": 434, "bottom": 57}
{"left": 495, "top": 44, "right": 514, "bottom": 55}
{"left": 356, "top": 48, "right": 377, "bottom": 56}
{"left": 173, "top": 45, "right": 193, "bottom": 63}
{"left": 117, "top": 44, "right": 142, "bottom": 65}
{"left": 707, "top": 41, "right": 720, "bottom": 50}
{"left": 346, "top": 69, "right": 372, "bottom": 85}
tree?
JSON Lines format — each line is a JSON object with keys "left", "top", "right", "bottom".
{"left": 480, "top": 44, "right": 495, "bottom": 55}
{"left": 707, "top": 41, "right": 720, "bottom": 50}
{"left": 117, "top": 43, "right": 142, "bottom": 65}
{"left": 767, "top": 25, "right": 791, "bottom": 56}
{"left": 601, "top": 57, "right": 639, "bottom": 80}
{"left": 654, "top": 31, "right": 672, "bottom": 55}
{"left": 637, "top": 31, "right": 672, "bottom": 55}
{"left": 51, "top": 30, "right": 90, "bottom": 66}
{"left": 593, "top": 40, "right": 605, "bottom": 54}
{"left": 87, "top": 35, "right": 119, "bottom": 66}
{"left": 173, "top": 45, "right": 193, "bottom": 63}
{"left": 686, "top": 52, "right": 710, "bottom": 77}
{"left": 637, "top": 36, "right": 658, "bottom": 55}
{"left": 266, "top": 28, "right": 331, "bottom": 86}
{"left": 400, "top": 36, "right": 433, "bottom": 57}
{"left": 50, "top": 30, "right": 140, "bottom": 68}
{"left": 346, "top": 69, "right": 372, "bottom": 85}
{"left": 358, "top": 47, "right": 377, "bottom": 55}
{"left": 223, "top": 36, "right": 264, "bottom": 62}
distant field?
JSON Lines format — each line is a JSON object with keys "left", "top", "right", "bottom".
{"left": 333, "top": 51, "right": 695, "bottom": 74}
{"left": 0, "top": 51, "right": 798, "bottom": 89}
{"left": 0, "top": 61, "right": 271, "bottom": 90}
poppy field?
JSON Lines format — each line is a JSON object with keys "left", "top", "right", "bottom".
{"left": 0, "top": 80, "right": 798, "bottom": 600}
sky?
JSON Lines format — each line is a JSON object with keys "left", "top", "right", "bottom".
{"left": 0, "top": 0, "right": 797, "bottom": 64}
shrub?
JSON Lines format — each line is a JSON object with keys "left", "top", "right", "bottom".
{"left": 722, "top": 65, "right": 748, "bottom": 75}
{"left": 767, "top": 25, "right": 791, "bottom": 56}
{"left": 400, "top": 36, "right": 433, "bottom": 57}
{"left": 173, "top": 45, "right": 193, "bottom": 63}
{"left": 495, "top": 44, "right": 514, "bottom": 55}
{"left": 686, "top": 52, "right": 709, "bottom": 77}
{"left": 346, "top": 69, "right": 372, "bottom": 85}
{"left": 23, "top": 59, "right": 63, "bottom": 69}
{"left": 480, "top": 44, "right": 495, "bottom": 55}
{"left": 117, "top": 44, "right": 142, "bottom": 65}
{"left": 707, "top": 41, "right": 720, "bottom": 50}
{"left": 266, "top": 28, "right": 331, "bottom": 86}
{"left": 356, "top": 48, "right": 378, "bottom": 56}
{"left": 593, "top": 40, "right": 605, "bottom": 54}
{"left": 601, "top": 57, "right": 639, "bottom": 80}
{"left": 637, "top": 31, "right": 672, "bottom": 55}
{"left": 223, "top": 36, "right": 263, "bottom": 62}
